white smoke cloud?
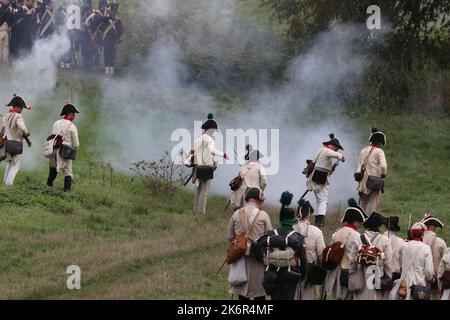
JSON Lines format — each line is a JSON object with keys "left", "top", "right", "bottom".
{"left": 0, "top": 31, "right": 71, "bottom": 170}
{"left": 96, "top": 17, "right": 374, "bottom": 210}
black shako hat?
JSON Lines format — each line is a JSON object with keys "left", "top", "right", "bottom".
{"left": 363, "top": 212, "right": 388, "bottom": 230}
{"left": 386, "top": 216, "right": 401, "bottom": 232}
{"left": 201, "top": 113, "right": 219, "bottom": 131}
{"left": 341, "top": 198, "right": 368, "bottom": 224}
{"left": 421, "top": 213, "right": 445, "bottom": 229}
{"left": 60, "top": 103, "right": 80, "bottom": 116}
{"left": 323, "top": 133, "right": 344, "bottom": 150}
{"left": 6, "top": 95, "right": 30, "bottom": 110}
{"left": 369, "top": 128, "right": 386, "bottom": 146}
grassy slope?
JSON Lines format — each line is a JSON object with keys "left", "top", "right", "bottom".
{"left": 0, "top": 93, "right": 448, "bottom": 299}
{"left": 0, "top": 1, "right": 449, "bottom": 300}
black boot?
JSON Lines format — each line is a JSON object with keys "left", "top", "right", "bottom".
{"left": 47, "top": 167, "right": 58, "bottom": 187}
{"left": 64, "top": 176, "right": 72, "bottom": 192}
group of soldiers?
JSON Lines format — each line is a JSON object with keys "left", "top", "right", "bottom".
{"left": 0, "top": 0, "right": 123, "bottom": 75}
{"left": 0, "top": 94, "right": 80, "bottom": 192}
{"left": 189, "top": 113, "right": 449, "bottom": 300}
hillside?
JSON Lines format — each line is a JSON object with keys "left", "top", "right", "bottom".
{"left": 0, "top": 92, "right": 448, "bottom": 298}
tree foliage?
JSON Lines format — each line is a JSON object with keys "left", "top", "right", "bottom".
{"left": 261, "top": 0, "right": 450, "bottom": 111}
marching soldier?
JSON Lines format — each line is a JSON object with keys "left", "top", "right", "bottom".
{"left": 11, "top": 0, "right": 36, "bottom": 57}
{"left": 193, "top": 113, "right": 228, "bottom": 214}
{"left": 438, "top": 249, "right": 450, "bottom": 300}
{"left": 99, "top": 2, "right": 122, "bottom": 75}
{"left": 230, "top": 145, "right": 267, "bottom": 210}
{"left": 389, "top": 222, "right": 434, "bottom": 300}
{"left": 80, "top": 3, "right": 95, "bottom": 71}
{"left": 383, "top": 216, "right": 405, "bottom": 284}
{"left": 257, "top": 192, "right": 308, "bottom": 300}
{"left": 421, "top": 213, "right": 447, "bottom": 299}
{"left": 36, "top": 0, "right": 55, "bottom": 38}
{"left": 83, "top": 0, "right": 106, "bottom": 69}
{"left": 306, "top": 133, "right": 346, "bottom": 227}
{"left": 294, "top": 199, "right": 326, "bottom": 300}
{"left": 0, "top": 0, "right": 13, "bottom": 64}
{"left": 324, "top": 199, "right": 368, "bottom": 300}
{"left": 228, "top": 188, "right": 272, "bottom": 300}
{"left": 1, "top": 95, "right": 32, "bottom": 185}
{"left": 356, "top": 128, "right": 387, "bottom": 215}
{"left": 352, "top": 212, "right": 393, "bottom": 300}
{"left": 47, "top": 103, "right": 80, "bottom": 192}
{"left": 9, "top": 0, "right": 24, "bottom": 58}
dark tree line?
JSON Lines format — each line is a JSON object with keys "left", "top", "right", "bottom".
{"left": 261, "top": 0, "right": 450, "bottom": 112}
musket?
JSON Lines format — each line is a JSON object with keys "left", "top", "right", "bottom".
{"left": 183, "top": 172, "right": 193, "bottom": 187}
{"left": 223, "top": 149, "right": 243, "bottom": 212}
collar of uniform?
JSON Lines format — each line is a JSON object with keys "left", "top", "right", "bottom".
{"left": 344, "top": 224, "right": 357, "bottom": 230}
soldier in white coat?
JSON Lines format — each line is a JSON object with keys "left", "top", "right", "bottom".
{"left": 193, "top": 113, "right": 228, "bottom": 214}
{"left": 356, "top": 129, "right": 388, "bottom": 215}
{"left": 438, "top": 249, "right": 450, "bottom": 300}
{"left": 306, "top": 133, "right": 346, "bottom": 227}
{"left": 389, "top": 222, "right": 434, "bottom": 300}
{"left": 383, "top": 216, "right": 405, "bottom": 284}
{"left": 294, "top": 199, "right": 326, "bottom": 300}
{"left": 228, "top": 188, "right": 272, "bottom": 300}
{"left": 47, "top": 103, "right": 80, "bottom": 192}
{"left": 230, "top": 145, "right": 267, "bottom": 210}
{"left": 324, "top": 199, "right": 368, "bottom": 300}
{"left": 421, "top": 213, "right": 447, "bottom": 299}
{"left": 352, "top": 212, "right": 393, "bottom": 300}
{"left": 1, "top": 95, "right": 32, "bottom": 186}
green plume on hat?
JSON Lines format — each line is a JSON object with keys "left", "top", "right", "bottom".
{"left": 348, "top": 198, "right": 358, "bottom": 207}
{"left": 207, "top": 113, "right": 214, "bottom": 120}
{"left": 280, "top": 191, "right": 293, "bottom": 207}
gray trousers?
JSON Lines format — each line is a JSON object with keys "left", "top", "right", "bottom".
{"left": 195, "top": 179, "right": 211, "bottom": 214}
{"left": 360, "top": 190, "right": 380, "bottom": 216}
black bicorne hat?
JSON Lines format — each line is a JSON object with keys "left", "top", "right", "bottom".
{"left": 369, "top": 128, "right": 386, "bottom": 146}
{"left": 323, "top": 133, "right": 344, "bottom": 150}
{"left": 245, "top": 148, "right": 264, "bottom": 162}
{"left": 363, "top": 212, "right": 388, "bottom": 230}
{"left": 421, "top": 213, "right": 445, "bottom": 229}
{"left": 386, "top": 216, "right": 401, "bottom": 232}
{"left": 297, "top": 199, "right": 314, "bottom": 218}
{"left": 201, "top": 113, "right": 219, "bottom": 131}
{"left": 60, "top": 103, "right": 80, "bottom": 116}
{"left": 245, "top": 187, "right": 264, "bottom": 202}
{"left": 6, "top": 95, "right": 30, "bottom": 110}
{"left": 341, "top": 198, "right": 368, "bottom": 224}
